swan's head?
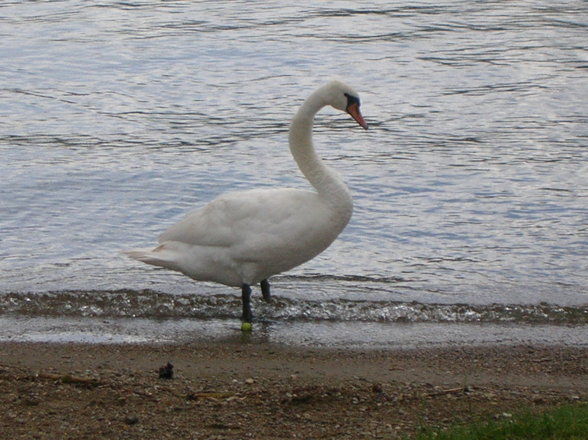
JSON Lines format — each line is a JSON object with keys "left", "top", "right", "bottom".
{"left": 323, "top": 80, "right": 368, "bottom": 130}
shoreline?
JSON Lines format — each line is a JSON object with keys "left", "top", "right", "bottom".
{"left": 2, "top": 315, "right": 588, "bottom": 348}
{"left": 1, "top": 341, "right": 586, "bottom": 439}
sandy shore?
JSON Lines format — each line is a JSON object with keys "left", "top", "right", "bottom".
{"left": 1, "top": 341, "right": 586, "bottom": 439}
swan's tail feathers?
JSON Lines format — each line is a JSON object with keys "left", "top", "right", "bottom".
{"left": 122, "top": 245, "right": 179, "bottom": 270}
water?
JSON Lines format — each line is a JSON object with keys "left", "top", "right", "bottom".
{"left": 1, "top": 1, "right": 587, "bottom": 346}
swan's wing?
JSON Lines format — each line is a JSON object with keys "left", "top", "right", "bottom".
{"left": 159, "top": 194, "right": 243, "bottom": 247}
{"left": 158, "top": 188, "right": 319, "bottom": 249}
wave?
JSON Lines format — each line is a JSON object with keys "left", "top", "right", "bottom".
{"left": 1, "top": 290, "right": 587, "bottom": 324}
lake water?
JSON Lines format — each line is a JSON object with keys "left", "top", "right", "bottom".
{"left": 1, "top": 1, "right": 587, "bottom": 346}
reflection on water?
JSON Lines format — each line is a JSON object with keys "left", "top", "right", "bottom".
{"left": 1, "top": 1, "right": 587, "bottom": 321}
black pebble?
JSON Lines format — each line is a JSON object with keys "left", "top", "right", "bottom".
{"left": 158, "top": 362, "right": 174, "bottom": 379}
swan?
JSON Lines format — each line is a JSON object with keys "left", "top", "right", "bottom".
{"left": 124, "top": 80, "right": 368, "bottom": 326}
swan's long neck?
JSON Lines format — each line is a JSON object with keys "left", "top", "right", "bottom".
{"left": 288, "top": 89, "right": 353, "bottom": 219}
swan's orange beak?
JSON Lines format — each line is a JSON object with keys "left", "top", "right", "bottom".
{"left": 347, "top": 102, "right": 368, "bottom": 130}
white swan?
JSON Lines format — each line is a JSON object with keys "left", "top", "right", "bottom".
{"left": 124, "top": 80, "right": 368, "bottom": 324}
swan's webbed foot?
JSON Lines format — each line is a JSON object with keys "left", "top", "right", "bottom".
{"left": 261, "top": 279, "right": 271, "bottom": 302}
{"left": 241, "top": 284, "right": 253, "bottom": 323}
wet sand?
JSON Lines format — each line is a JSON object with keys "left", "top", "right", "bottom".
{"left": 1, "top": 341, "right": 587, "bottom": 439}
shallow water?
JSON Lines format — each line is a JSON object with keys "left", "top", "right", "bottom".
{"left": 1, "top": 1, "right": 587, "bottom": 343}
{"left": 2, "top": 315, "right": 588, "bottom": 349}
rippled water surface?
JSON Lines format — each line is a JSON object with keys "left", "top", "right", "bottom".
{"left": 1, "top": 1, "right": 587, "bottom": 341}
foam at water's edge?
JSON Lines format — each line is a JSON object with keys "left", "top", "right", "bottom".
{"left": 1, "top": 290, "right": 587, "bottom": 324}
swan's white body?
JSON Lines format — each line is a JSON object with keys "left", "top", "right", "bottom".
{"left": 125, "top": 80, "right": 367, "bottom": 295}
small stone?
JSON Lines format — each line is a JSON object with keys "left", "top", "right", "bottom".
{"left": 158, "top": 362, "right": 174, "bottom": 379}
{"left": 124, "top": 416, "right": 139, "bottom": 425}
{"left": 23, "top": 398, "right": 40, "bottom": 406}
{"left": 372, "top": 383, "right": 383, "bottom": 394}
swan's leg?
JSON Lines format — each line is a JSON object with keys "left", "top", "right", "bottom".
{"left": 260, "top": 279, "right": 271, "bottom": 302}
{"left": 241, "top": 284, "right": 253, "bottom": 323}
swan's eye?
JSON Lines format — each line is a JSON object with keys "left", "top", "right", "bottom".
{"left": 344, "top": 92, "right": 360, "bottom": 109}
